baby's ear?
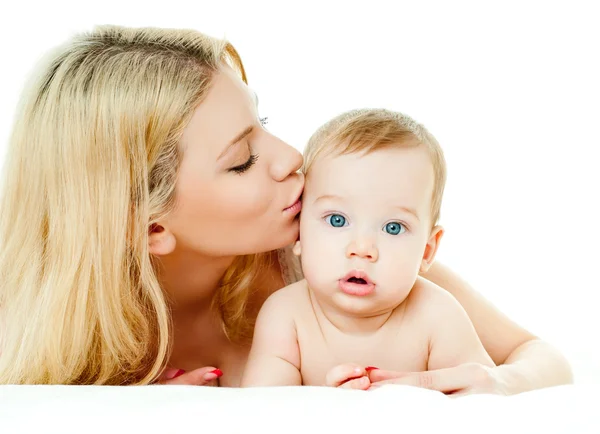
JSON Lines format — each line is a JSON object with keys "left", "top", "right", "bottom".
{"left": 292, "top": 240, "right": 301, "bottom": 256}
{"left": 420, "top": 225, "right": 444, "bottom": 273}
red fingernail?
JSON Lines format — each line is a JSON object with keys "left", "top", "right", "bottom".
{"left": 210, "top": 369, "right": 223, "bottom": 378}
{"left": 172, "top": 369, "right": 186, "bottom": 378}
{"left": 365, "top": 366, "right": 379, "bottom": 372}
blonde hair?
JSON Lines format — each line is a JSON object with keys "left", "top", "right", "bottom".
{"left": 0, "top": 25, "right": 266, "bottom": 385}
{"left": 303, "top": 108, "right": 447, "bottom": 226}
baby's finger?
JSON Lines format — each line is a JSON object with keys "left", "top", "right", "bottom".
{"left": 338, "top": 376, "right": 371, "bottom": 390}
{"left": 160, "top": 366, "right": 223, "bottom": 386}
{"left": 325, "top": 363, "right": 366, "bottom": 387}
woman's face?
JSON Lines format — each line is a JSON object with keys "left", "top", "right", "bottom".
{"left": 160, "top": 65, "right": 304, "bottom": 257}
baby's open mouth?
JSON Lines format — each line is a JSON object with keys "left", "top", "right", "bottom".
{"left": 339, "top": 271, "right": 375, "bottom": 296}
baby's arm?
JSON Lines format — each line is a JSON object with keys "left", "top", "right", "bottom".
{"left": 419, "top": 281, "right": 496, "bottom": 371}
{"left": 240, "top": 286, "right": 302, "bottom": 386}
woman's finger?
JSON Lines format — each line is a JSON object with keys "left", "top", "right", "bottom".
{"left": 448, "top": 390, "right": 474, "bottom": 398}
{"left": 370, "top": 366, "right": 470, "bottom": 393}
{"left": 159, "top": 367, "right": 186, "bottom": 381}
{"left": 367, "top": 368, "right": 413, "bottom": 383}
{"left": 160, "top": 366, "right": 223, "bottom": 386}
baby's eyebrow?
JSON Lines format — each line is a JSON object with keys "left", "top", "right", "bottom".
{"left": 392, "top": 205, "right": 420, "bottom": 221}
{"left": 314, "top": 194, "right": 420, "bottom": 220}
{"left": 316, "top": 195, "right": 420, "bottom": 220}
{"left": 314, "top": 194, "right": 344, "bottom": 203}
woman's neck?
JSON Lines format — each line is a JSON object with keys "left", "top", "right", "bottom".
{"left": 155, "top": 248, "right": 286, "bottom": 370}
{"left": 156, "top": 248, "right": 236, "bottom": 368}
{"left": 156, "top": 247, "right": 235, "bottom": 316}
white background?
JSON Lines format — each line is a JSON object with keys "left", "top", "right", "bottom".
{"left": 1, "top": 0, "right": 598, "bottom": 385}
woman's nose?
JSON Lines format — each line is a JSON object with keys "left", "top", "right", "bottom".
{"left": 271, "top": 140, "right": 303, "bottom": 182}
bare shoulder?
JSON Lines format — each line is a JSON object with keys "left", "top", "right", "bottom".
{"left": 258, "top": 279, "right": 309, "bottom": 318}
{"left": 405, "top": 275, "right": 465, "bottom": 320}
{"left": 248, "top": 251, "right": 297, "bottom": 318}
{"left": 265, "top": 278, "right": 307, "bottom": 302}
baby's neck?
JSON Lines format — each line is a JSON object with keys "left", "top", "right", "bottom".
{"left": 308, "top": 288, "right": 403, "bottom": 335}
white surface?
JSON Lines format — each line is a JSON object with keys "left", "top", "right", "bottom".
{"left": 0, "top": 384, "right": 597, "bottom": 434}
{"left": 1, "top": 1, "right": 599, "bottom": 385}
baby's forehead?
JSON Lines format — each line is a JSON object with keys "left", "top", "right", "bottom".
{"left": 304, "top": 147, "right": 434, "bottom": 203}
{"left": 306, "top": 146, "right": 432, "bottom": 177}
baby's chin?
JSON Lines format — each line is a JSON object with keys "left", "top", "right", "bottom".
{"left": 308, "top": 286, "right": 406, "bottom": 318}
{"left": 331, "top": 295, "right": 403, "bottom": 316}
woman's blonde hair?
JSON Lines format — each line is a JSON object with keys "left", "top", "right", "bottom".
{"left": 303, "top": 108, "right": 447, "bottom": 226}
{"left": 0, "top": 25, "right": 266, "bottom": 384}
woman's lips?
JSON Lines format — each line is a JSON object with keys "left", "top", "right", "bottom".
{"left": 283, "top": 199, "right": 302, "bottom": 215}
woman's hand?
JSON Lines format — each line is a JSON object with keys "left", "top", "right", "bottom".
{"left": 158, "top": 366, "right": 223, "bottom": 386}
{"left": 325, "top": 363, "right": 378, "bottom": 390}
{"left": 368, "top": 363, "right": 509, "bottom": 396}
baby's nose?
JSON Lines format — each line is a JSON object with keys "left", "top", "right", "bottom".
{"left": 345, "top": 237, "right": 379, "bottom": 262}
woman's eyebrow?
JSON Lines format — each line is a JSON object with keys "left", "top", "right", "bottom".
{"left": 217, "top": 126, "right": 254, "bottom": 161}
{"left": 217, "top": 90, "right": 259, "bottom": 161}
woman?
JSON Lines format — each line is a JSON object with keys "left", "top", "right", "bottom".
{"left": 0, "top": 25, "right": 572, "bottom": 393}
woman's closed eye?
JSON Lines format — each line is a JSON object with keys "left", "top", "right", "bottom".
{"left": 228, "top": 152, "right": 259, "bottom": 174}
{"left": 227, "top": 118, "right": 266, "bottom": 175}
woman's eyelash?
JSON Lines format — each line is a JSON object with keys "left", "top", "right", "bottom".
{"left": 229, "top": 154, "right": 259, "bottom": 174}
{"left": 227, "top": 118, "right": 265, "bottom": 174}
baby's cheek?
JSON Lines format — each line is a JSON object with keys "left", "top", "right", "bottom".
{"left": 383, "top": 254, "right": 421, "bottom": 287}
{"left": 300, "top": 242, "right": 334, "bottom": 287}
{"left": 299, "top": 220, "right": 346, "bottom": 287}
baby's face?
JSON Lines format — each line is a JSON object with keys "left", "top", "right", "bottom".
{"left": 296, "top": 145, "right": 440, "bottom": 316}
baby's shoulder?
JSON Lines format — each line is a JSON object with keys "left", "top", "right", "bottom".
{"left": 260, "top": 279, "right": 309, "bottom": 314}
{"left": 405, "top": 276, "right": 462, "bottom": 319}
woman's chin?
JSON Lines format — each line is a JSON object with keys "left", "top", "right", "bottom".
{"left": 264, "top": 221, "right": 300, "bottom": 252}
{"left": 234, "top": 219, "right": 300, "bottom": 255}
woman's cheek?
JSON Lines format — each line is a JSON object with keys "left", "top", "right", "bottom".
{"left": 221, "top": 179, "right": 272, "bottom": 217}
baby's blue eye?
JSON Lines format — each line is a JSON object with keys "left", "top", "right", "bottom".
{"left": 384, "top": 222, "right": 405, "bottom": 235}
{"left": 327, "top": 214, "right": 346, "bottom": 228}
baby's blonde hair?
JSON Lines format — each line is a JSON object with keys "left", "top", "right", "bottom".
{"left": 303, "top": 108, "right": 447, "bottom": 226}
{"left": 0, "top": 25, "right": 267, "bottom": 385}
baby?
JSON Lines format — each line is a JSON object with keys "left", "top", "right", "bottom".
{"left": 241, "top": 108, "right": 494, "bottom": 388}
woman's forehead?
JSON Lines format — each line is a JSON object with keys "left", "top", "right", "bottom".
{"left": 180, "top": 67, "right": 257, "bottom": 160}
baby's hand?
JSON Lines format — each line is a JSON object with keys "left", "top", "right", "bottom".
{"left": 325, "top": 363, "right": 374, "bottom": 390}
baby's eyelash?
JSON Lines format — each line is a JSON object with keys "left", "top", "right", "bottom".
{"left": 259, "top": 117, "right": 268, "bottom": 127}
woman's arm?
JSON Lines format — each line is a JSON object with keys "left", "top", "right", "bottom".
{"left": 420, "top": 261, "right": 573, "bottom": 393}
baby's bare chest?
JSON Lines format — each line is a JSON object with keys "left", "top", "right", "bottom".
{"left": 295, "top": 316, "right": 430, "bottom": 386}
